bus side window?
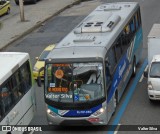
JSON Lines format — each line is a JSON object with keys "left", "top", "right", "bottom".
{"left": 134, "top": 13, "right": 139, "bottom": 30}
{"left": 11, "top": 71, "right": 22, "bottom": 102}
{"left": 107, "top": 47, "right": 116, "bottom": 74}
{"left": 137, "top": 9, "right": 141, "bottom": 26}
{"left": 0, "top": 85, "right": 12, "bottom": 116}
{"left": 20, "top": 61, "right": 31, "bottom": 94}
{"left": 114, "top": 38, "right": 122, "bottom": 62}
{"left": 130, "top": 19, "right": 135, "bottom": 34}
{"left": 123, "top": 25, "right": 130, "bottom": 43}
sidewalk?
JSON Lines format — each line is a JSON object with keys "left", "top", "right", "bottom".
{"left": 0, "top": 0, "right": 81, "bottom": 50}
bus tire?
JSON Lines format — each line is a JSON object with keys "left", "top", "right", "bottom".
{"left": 132, "top": 58, "right": 136, "bottom": 77}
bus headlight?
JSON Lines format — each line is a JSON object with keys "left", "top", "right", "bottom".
{"left": 47, "top": 109, "right": 57, "bottom": 117}
{"left": 93, "top": 108, "right": 105, "bottom": 117}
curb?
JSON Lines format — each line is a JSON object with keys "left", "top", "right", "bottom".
{"left": 1, "top": 0, "right": 81, "bottom": 51}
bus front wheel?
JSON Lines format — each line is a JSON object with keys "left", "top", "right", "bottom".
{"left": 132, "top": 58, "right": 136, "bottom": 77}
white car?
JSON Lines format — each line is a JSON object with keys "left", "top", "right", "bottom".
{"left": 145, "top": 55, "right": 160, "bottom": 101}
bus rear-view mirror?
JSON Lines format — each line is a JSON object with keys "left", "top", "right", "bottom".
{"left": 36, "top": 67, "right": 44, "bottom": 87}
{"left": 37, "top": 76, "right": 42, "bottom": 87}
{"left": 144, "top": 71, "right": 148, "bottom": 78}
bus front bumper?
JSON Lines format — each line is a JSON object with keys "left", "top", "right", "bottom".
{"left": 46, "top": 112, "right": 107, "bottom": 126}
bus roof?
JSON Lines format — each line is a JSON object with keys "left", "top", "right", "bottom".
{"left": 0, "top": 52, "right": 29, "bottom": 85}
{"left": 48, "top": 2, "right": 139, "bottom": 60}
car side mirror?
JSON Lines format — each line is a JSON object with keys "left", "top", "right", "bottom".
{"left": 35, "top": 57, "right": 39, "bottom": 60}
{"left": 144, "top": 70, "right": 148, "bottom": 78}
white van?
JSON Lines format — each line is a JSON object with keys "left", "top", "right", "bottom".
{"left": 144, "top": 24, "right": 160, "bottom": 101}
{"left": 146, "top": 55, "right": 160, "bottom": 101}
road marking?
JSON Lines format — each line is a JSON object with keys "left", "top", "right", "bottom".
{"left": 108, "top": 59, "right": 148, "bottom": 134}
{"left": 114, "top": 124, "right": 121, "bottom": 134}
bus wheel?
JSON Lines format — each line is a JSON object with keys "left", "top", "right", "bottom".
{"left": 132, "top": 58, "right": 136, "bottom": 77}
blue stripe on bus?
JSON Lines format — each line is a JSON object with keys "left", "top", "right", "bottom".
{"left": 107, "top": 53, "right": 129, "bottom": 103}
{"left": 107, "top": 27, "right": 143, "bottom": 103}
{"left": 48, "top": 104, "right": 102, "bottom": 117}
{"left": 108, "top": 59, "right": 147, "bottom": 134}
{"left": 133, "top": 27, "right": 143, "bottom": 52}
{"left": 63, "top": 104, "right": 102, "bottom": 117}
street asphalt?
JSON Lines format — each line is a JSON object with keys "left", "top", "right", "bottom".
{"left": 0, "top": 0, "right": 81, "bottom": 50}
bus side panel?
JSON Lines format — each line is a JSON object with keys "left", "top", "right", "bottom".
{"left": 118, "top": 60, "right": 133, "bottom": 101}
{"left": 134, "top": 27, "right": 143, "bottom": 64}
{"left": 0, "top": 101, "right": 23, "bottom": 125}
{"left": 117, "top": 27, "right": 143, "bottom": 102}
{"left": 107, "top": 53, "right": 130, "bottom": 120}
{"left": 0, "top": 101, "right": 24, "bottom": 134}
{"left": 106, "top": 95, "right": 114, "bottom": 123}
{"left": 21, "top": 88, "right": 35, "bottom": 125}
{"left": 107, "top": 53, "right": 129, "bottom": 103}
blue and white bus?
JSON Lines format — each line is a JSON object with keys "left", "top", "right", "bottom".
{"left": 39, "top": 2, "right": 143, "bottom": 125}
{"left": 0, "top": 52, "right": 36, "bottom": 133}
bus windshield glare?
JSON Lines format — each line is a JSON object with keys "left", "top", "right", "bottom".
{"left": 45, "top": 62, "right": 104, "bottom": 103}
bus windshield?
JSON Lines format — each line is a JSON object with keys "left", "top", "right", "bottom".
{"left": 45, "top": 62, "right": 104, "bottom": 103}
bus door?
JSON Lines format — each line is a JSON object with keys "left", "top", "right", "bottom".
{"left": 105, "top": 58, "right": 114, "bottom": 122}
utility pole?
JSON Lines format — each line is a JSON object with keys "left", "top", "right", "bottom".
{"left": 19, "top": 0, "right": 25, "bottom": 22}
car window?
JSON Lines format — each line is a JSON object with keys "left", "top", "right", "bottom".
{"left": 39, "top": 50, "right": 50, "bottom": 61}
{"left": 150, "top": 62, "right": 160, "bottom": 78}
